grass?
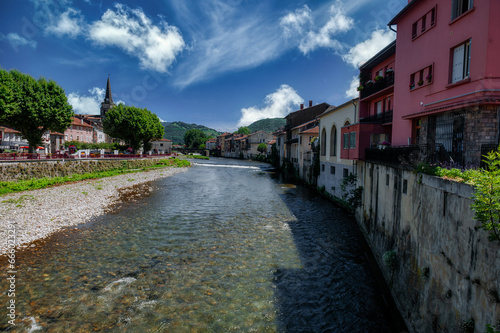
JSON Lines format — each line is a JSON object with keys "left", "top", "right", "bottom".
{"left": 0, "top": 158, "right": 190, "bottom": 196}
{"left": 415, "top": 162, "right": 482, "bottom": 185}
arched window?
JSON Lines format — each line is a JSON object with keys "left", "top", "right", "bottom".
{"left": 320, "top": 128, "right": 327, "bottom": 156}
{"left": 330, "top": 126, "right": 337, "bottom": 156}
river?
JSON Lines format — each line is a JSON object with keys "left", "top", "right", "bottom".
{"left": 1, "top": 158, "right": 402, "bottom": 332}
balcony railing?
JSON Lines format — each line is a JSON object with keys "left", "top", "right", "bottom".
{"left": 360, "top": 74, "right": 394, "bottom": 100}
{"left": 360, "top": 110, "right": 393, "bottom": 124}
{"left": 364, "top": 144, "right": 452, "bottom": 166}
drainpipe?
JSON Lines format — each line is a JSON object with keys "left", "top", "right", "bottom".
{"left": 389, "top": 25, "right": 397, "bottom": 33}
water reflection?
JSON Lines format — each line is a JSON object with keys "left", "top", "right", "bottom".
{"left": 0, "top": 158, "right": 398, "bottom": 332}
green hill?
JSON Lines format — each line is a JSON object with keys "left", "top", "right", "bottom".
{"left": 163, "top": 122, "right": 221, "bottom": 145}
{"left": 247, "top": 118, "right": 285, "bottom": 133}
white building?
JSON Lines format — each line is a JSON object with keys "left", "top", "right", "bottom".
{"left": 317, "top": 99, "right": 359, "bottom": 198}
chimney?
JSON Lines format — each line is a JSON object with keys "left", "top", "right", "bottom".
{"left": 300, "top": 104, "right": 304, "bottom": 110}
{"left": 309, "top": 100, "right": 313, "bottom": 107}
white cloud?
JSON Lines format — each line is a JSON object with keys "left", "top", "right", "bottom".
{"left": 345, "top": 76, "right": 360, "bottom": 99}
{"left": 342, "top": 29, "right": 395, "bottom": 68}
{"left": 237, "top": 85, "right": 303, "bottom": 127}
{"left": 280, "top": 5, "right": 312, "bottom": 38}
{"left": 45, "top": 8, "right": 84, "bottom": 38}
{"left": 67, "top": 87, "right": 105, "bottom": 115}
{"left": 89, "top": 4, "right": 185, "bottom": 73}
{"left": 4, "top": 33, "right": 37, "bottom": 49}
{"left": 280, "top": 1, "right": 353, "bottom": 55}
{"left": 298, "top": 4, "right": 353, "bottom": 54}
{"left": 172, "top": 1, "right": 285, "bottom": 88}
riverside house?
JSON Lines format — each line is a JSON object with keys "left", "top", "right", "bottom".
{"left": 318, "top": 99, "right": 359, "bottom": 198}
{"left": 388, "top": 0, "right": 500, "bottom": 165}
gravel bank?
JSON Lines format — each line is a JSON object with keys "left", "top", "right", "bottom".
{"left": 0, "top": 167, "right": 189, "bottom": 255}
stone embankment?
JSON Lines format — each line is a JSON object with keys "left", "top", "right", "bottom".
{"left": 0, "top": 167, "right": 188, "bottom": 255}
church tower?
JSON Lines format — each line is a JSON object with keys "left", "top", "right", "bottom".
{"left": 100, "top": 76, "right": 116, "bottom": 118}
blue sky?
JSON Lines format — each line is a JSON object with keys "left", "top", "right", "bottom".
{"left": 0, "top": 0, "right": 406, "bottom": 132}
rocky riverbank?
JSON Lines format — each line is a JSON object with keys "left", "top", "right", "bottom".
{"left": 0, "top": 167, "right": 189, "bottom": 255}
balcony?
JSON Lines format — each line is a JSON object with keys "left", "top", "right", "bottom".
{"left": 360, "top": 110, "right": 393, "bottom": 124}
{"left": 359, "top": 74, "right": 394, "bottom": 100}
{"left": 364, "top": 144, "right": 452, "bottom": 166}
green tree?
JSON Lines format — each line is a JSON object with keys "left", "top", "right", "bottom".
{"left": 0, "top": 69, "right": 74, "bottom": 153}
{"left": 257, "top": 142, "right": 267, "bottom": 155}
{"left": 235, "top": 126, "right": 250, "bottom": 135}
{"left": 184, "top": 128, "right": 206, "bottom": 148}
{"left": 103, "top": 104, "right": 163, "bottom": 152}
{"left": 471, "top": 148, "right": 500, "bottom": 242}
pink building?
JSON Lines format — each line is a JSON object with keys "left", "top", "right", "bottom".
{"left": 64, "top": 117, "right": 93, "bottom": 143}
{"left": 389, "top": 0, "right": 500, "bottom": 165}
{"left": 343, "top": 42, "right": 395, "bottom": 160}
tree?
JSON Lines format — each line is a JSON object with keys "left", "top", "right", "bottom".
{"left": 471, "top": 148, "right": 500, "bottom": 242}
{"left": 235, "top": 126, "right": 250, "bottom": 135}
{"left": 0, "top": 69, "right": 74, "bottom": 153}
{"left": 103, "top": 104, "right": 163, "bottom": 152}
{"left": 257, "top": 143, "right": 267, "bottom": 155}
{"left": 184, "top": 128, "right": 206, "bottom": 149}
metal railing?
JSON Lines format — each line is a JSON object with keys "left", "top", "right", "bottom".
{"left": 360, "top": 110, "right": 393, "bottom": 124}
{"left": 360, "top": 74, "right": 394, "bottom": 100}
{"left": 0, "top": 153, "right": 176, "bottom": 161}
{"left": 364, "top": 144, "right": 452, "bottom": 166}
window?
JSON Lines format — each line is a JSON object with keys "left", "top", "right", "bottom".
{"left": 330, "top": 166, "right": 335, "bottom": 174}
{"left": 349, "top": 132, "right": 356, "bottom": 149}
{"left": 330, "top": 126, "right": 337, "bottom": 156}
{"left": 320, "top": 129, "right": 327, "bottom": 156}
{"left": 412, "top": 22, "right": 418, "bottom": 39}
{"left": 321, "top": 164, "right": 325, "bottom": 172}
{"left": 386, "top": 174, "right": 390, "bottom": 186}
{"left": 421, "top": 15, "right": 427, "bottom": 32}
{"left": 451, "top": 40, "right": 471, "bottom": 83}
{"left": 452, "top": 0, "right": 473, "bottom": 20}
{"left": 343, "top": 133, "right": 349, "bottom": 149}
{"left": 343, "top": 168, "right": 349, "bottom": 178}
{"left": 375, "top": 101, "right": 382, "bottom": 115}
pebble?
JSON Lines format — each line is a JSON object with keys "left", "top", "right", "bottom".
{"left": 0, "top": 167, "right": 189, "bottom": 255}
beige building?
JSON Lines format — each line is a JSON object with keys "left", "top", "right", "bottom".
{"left": 151, "top": 138, "right": 172, "bottom": 154}
{"left": 317, "top": 98, "right": 358, "bottom": 198}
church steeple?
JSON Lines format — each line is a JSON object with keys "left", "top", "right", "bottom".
{"left": 104, "top": 76, "right": 113, "bottom": 104}
{"left": 100, "top": 75, "right": 116, "bottom": 118}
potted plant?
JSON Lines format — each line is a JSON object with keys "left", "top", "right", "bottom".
{"left": 409, "top": 83, "right": 415, "bottom": 89}
{"left": 375, "top": 75, "right": 384, "bottom": 82}
{"left": 426, "top": 74, "right": 432, "bottom": 82}
{"left": 378, "top": 141, "right": 391, "bottom": 150}
{"left": 357, "top": 85, "right": 364, "bottom": 91}
{"left": 418, "top": 80, "right": 424, "bottom": 86}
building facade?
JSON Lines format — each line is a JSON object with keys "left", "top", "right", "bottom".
{"left": 389, "top": 0, "right": 500, "bottom": 165}
{"left": 318, "top": 100, "right": 359, "bottom": 198}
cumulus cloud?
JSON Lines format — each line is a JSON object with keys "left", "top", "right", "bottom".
{"left": 342, "top": 29, "right": 395, "bottom": 68}
{"left": 345, "top": 76, "right": 360, "bottom": 99}
{"left": 280, "top": 5, "right": 312, "bottom": 38}
{"left": 45, "top": 8, "right": 84, "bottom": 38}
{"left": 280, "top": 1, "right": 353, "bottom": 55}
{"left": 89, "top": 4, "right": 185, "bottom": 73}
{"left": 237, "top": 85, "right": 303, "bottom": 127}
{"left": 3, "top": 33, "right": 37, "bottom": 49}
{"left": 67, "top": 87, "right": 105, "bottom": 114}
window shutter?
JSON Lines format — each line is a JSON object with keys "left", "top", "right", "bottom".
{"left": 452, "top": 44, "right": 465, "bottom": 83}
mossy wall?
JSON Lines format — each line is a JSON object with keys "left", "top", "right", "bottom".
{"left": 356, "top": 161, "right": 500, "bottom": 333}
{"left": 0, "top": 158, "right": 165, "bottom": 181}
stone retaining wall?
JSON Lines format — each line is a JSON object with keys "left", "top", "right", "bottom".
{"left": 356, "top": 161, "right": 500, "bottom": 332}
{"left": 0, "top": 158, "right": 166, "bottom": 181}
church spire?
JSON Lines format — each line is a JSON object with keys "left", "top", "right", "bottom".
{"left": 101, "top": 75, "right": 116, "bottom": 118}
{"left": 104, "top": 75, "right": 113, "bottom": 104}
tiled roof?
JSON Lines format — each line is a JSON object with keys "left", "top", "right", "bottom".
{"left": 301, "top": 126, "right": 319, "bottom": 135}
{"left": 71, "top": 118, "right": 93, "bottom": 128}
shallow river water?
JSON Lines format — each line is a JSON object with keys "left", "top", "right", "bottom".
{"left": 1, "top": 158, "right": 401, "bottom": 332}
